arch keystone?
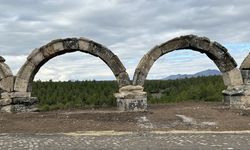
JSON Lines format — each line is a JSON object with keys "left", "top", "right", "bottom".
{"left": 79, "top": 39, "right": 90, "bottom": 51}
{"left": 62, "top": 38, "right": 79, "bottom": 50}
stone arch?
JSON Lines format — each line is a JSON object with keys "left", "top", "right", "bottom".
{"left": 0, "top": 56, "right": 14, "bottom": 92}
{"left": 133, "top": 35, "right": 242, "bottom": 87}
{"left": 240, "top": 53, "right": 250, "bottom": 84}
{"left": 14, "top": 38, "right": 130, "bottom": 93}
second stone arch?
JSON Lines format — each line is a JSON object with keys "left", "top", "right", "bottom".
{"left": 115, "top": 35, "right": 244, "bottom": 111}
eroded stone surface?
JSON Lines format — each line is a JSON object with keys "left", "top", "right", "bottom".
{"left": 0, "top": 59, "right": 13, "bottom": 79}
{"left": 1, "top": 104, "right": 39, "bottom": 113}
{"left": 115, "top": 86, "right": 147, "bottom": 111}
{"left": 14, "top": 77, "right": 30, "bottom": 92}
{"left": 0, "top": 76, "right": 14, "bottom": 92}
{"left": 222, "top": 68, "right": 243, "bottom": 87}
{"left": 241, "top": 70, "right": 250, "bottom": 84}
{"left": 240, "top": 53, "right": 250, "bottom": 70}
{"left": 133, "top": 35, "right": 237, "bottom": 86}
{"left": 2, "top": 38, "right": 130, "bottom": 113}
{"left": 14, "top": 38, "right": 129, "bottom": 95}
{"left": 0, "top": 98, "right": 12, "bottom": 106}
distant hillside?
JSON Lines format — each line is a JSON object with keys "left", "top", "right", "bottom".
{"left": 162, "top": 69, "right": 221, "bottom": 80}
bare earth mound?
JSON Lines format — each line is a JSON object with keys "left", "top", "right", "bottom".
{"left": 0, "top": 102, "right": 250, "bottom": 133}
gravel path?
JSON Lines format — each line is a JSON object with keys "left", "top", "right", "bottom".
{"left": 1, "top": 131, "right": 250, "bottom": 150}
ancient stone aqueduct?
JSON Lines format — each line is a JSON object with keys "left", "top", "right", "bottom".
{"left": 0, "top": 35, "right": 250, "bottom": 113}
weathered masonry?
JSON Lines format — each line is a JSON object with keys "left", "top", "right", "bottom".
{"left": 0, "top": 38, "right": 130, "bottom": 112}
{"left": 132, "top": 35, "right": 246, "bottom": 110}
{"left": 0, "top": 35, "right": 249, "bottom": 113}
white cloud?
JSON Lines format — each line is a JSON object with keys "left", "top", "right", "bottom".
{"left": 0, "top": 0, "right": 250, "bottom": 80}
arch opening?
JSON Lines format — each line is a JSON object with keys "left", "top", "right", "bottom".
{"left": 14, "top": 38, "right": 130, "bottom": 94}
{"left": 144, "top": 50, "right": 226, "bottom": 104}
{"left": 31, "top": 52, "right": 119, "bottom": 110}
{"left": 133, "top": 35, "right": 240, "bottom": 87}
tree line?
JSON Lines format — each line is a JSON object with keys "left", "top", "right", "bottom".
{"left": 31, "top": 75, "right": 225, "bottom": 111}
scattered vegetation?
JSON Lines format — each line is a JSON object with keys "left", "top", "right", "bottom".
{"left": 32, "top": 75, "right": 225, "bottom": 111}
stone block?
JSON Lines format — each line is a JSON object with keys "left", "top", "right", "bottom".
{"left": 12, "top": 92, "right": 31, "bottom": 98}
{"left": 27, "top": 48, "right": 45, "bottom": 66}
{"left": 14, "top": 78, "right": 30, "bottom": 92}
{"left": 132, "top": 68, "right": 147, "bottom": 86}
{"left": 119, "top": 85, "right": 143, "bottom": 93}
{"left": 147, "top": 46, "right": 162, "bottom": 61}
{"left": 0, "top": 98, "right": 12, "bottom": 106}
{"left": 116, "top": 98, "right": 147, "bottom": 111}
{"left": 0, "top": 76, "right": 14, "bottom": 92}
{"left": 213, "top": 53, "right": 237, "bottom": 73}
{"left": 222, "top": 68, "right": 243, "bottom": 87}
{"left": 207, "top": 44, "right": 225, "bottom": 61}
{"left": 41, "top": 41, "right": 64, "bottom": 58}
{"left": 132, "top": 54, "right": 155, "bottom": 86}
{"left": 1, "top": 92, "right": 10, "bottom": 99}
{"left": 241, "top": 95, "right": 250, "bottom": 108}
{"left": 109, "top": 55, "right": 126, "bottom": 76}
{"left": 16, "top": 61, "right": 35, "bottom": 81}
{"left": 115, "top": 87, "right": 147, "bottom": 111}
{"left": 12, "top": 97, "right": 38, "bottom": 105}
{"left": 160, "top": 37, "right": 190, "bottom": 54}
{"left": 243, "top": 85, "right": 250, "bottom": 96}
{"left": 229, "top": 95, "right": 246, "bottom": 109}
{"left": 1, "top": 104, "right": 38, "bottom": 113}
{"left": 79, "top": 39, "right": 90, "bottom": 51}
{"left": 84, "top": 41, "right": 100, "bottom": 57}
{"left": 96, "top": 47, "right": 115, "bottom": 61}
{"left": 0, "top": 63, "right": 13, "bottom": 78}
{"left": 0, "top": 105, "right": 12, "bottom": 113}
{"left": 53, "top": 41, "right": 64, "bottom": 51}
{"left": 241, "top": 70, "right": 250, "bottom": 84}
{"left": 116, "top": 72, "right": 131, "bottom": 87}
{"left": 1, "top": 92, "right": 31, "bottom": 99}
{"left": 240, "top": 53, "right": 250, "bottom": 69}
{"left": 63, "top": 38, "right": 79, "bottom": 50}
{"left": 190, "top": 36, "right": 211, "bottom": 51}
{"left": 136, "top": 54, "right": 155, "bottom": 76}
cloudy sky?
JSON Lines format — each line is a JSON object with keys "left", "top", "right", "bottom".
{"left": 1, "top": 0, "right": 250, "bottom": 81}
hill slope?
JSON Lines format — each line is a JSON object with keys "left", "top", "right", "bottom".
{"left": 162, "top": 69, "right": 221, "bottom": 80}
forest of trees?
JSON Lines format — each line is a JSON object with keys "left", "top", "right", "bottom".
{"left": 31, "top": 75, "right": 225, "bottom": 111}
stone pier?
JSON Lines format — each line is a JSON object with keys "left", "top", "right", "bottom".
{"left": 221, "top": 53, "right": 250, "bottom": 110}
{"left": 114, "top": 85, "right": 147, "bottom": 111}
{"left": 0, "top": 91, "right": 39, "bottom": 113}
{"left": 0, "top": 56, "right": 39, "bottom": 113}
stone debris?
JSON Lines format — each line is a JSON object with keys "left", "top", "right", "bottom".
{"left": 136, "top": 116, "right": 154, "bottom": 129}
{"left": 176, "top": 115, "right": 196, "bottom": 124}
{"left": 176, "top": 114, "right": 217, "bottom": 127}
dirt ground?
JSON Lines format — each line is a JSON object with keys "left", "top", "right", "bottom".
{"left": 0, "top": 101, "right": 250, "bottom": 133}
